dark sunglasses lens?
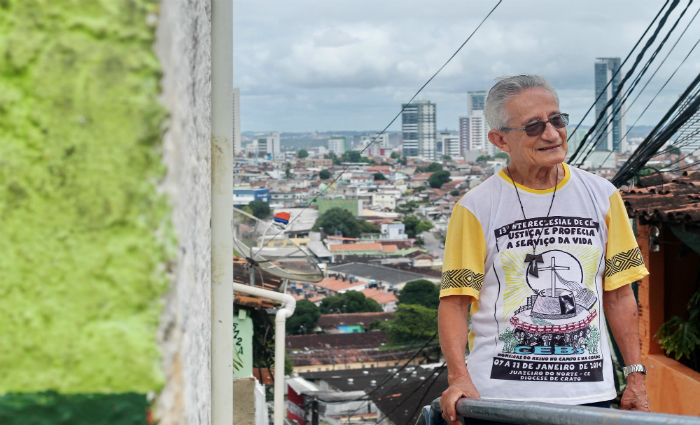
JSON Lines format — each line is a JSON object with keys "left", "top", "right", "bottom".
{"left": 524, "top": 122, "right": 546, "bottom": 137}
{"left": 550, "top": 115, "right": 568, "bottom": 128}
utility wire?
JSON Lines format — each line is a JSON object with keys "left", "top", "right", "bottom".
{"left": 569, "top": 0, "right": 681, "bottom": 165}
{"left": 256, "top": 0, "right": 503, "bottom": 250}
{"left": 576, "top": 0, "right": 698, "bottom": 167}
{"left": 374, "top": 362, "right": 447, "bottom": 425}
{"left": 566, "top": 0, "right": 671, "bottom": 153}
{"left": 403, "top": 363, "right": 448, "bottom": 425}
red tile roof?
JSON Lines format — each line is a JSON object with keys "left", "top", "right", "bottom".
{"left": 622, "top": 171, "right": 700, "bottom": 224}
{"left": 329, "top": 243, "right": 383, "bottom": 252}
{"left": 361, "top": 288, "right": 398, "bottom": 305}
{"left": 312, "top": 277, "right": 366, "bottom": 292}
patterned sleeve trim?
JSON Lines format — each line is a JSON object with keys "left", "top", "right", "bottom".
{"left": 441, "top": 268, "right": 485, "bottom": 292}
{"left": 604, "top": 247, "right": 644, "bottom": 277}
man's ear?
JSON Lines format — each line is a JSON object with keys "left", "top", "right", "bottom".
{"left": 488, "top": 130, "right": 511, "bottom": 153}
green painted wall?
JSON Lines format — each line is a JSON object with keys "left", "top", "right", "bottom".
{"left": 233, "top": 311, "right": 254, "bottom": 378}
{"left": 0, "top": 0, "right": 171, "bottom": 395}
{"left": 0, "top": 392, "right": 148, "bottom": 425}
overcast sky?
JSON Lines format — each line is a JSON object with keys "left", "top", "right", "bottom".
{"left": 234, "top": 0, "right": 700, "bottom": 133}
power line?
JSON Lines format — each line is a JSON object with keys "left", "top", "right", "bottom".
{"left": 578, "top": 1, "right": 700, "bottom": 168}
{"left": 569, "top": 0, "right": 682, "bottom": 165}
{"left": 256, "top": 0, "right": 503, "bottom": 251}
{"left": 374, "top": 362, "right": 447, "bottom": 425}
{"left": 566, "top": 0, "right": 672, "bottom": 154}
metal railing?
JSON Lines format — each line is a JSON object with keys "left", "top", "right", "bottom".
{"left": 415, "top": 397, "right": 700, "bottom": 425}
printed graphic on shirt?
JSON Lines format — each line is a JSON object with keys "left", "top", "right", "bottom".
{"left": 490, "top": 216, "right": 604, "bottom": 383}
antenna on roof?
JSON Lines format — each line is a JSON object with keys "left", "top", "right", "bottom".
{"left": 232, "top": 207, "right": 324, "bottom": 289}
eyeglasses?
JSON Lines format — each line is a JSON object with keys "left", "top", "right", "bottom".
{"left": 501, "top": 113, "right": 569, "bottom": 137}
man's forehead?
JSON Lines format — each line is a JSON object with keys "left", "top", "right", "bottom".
{"left": 506, "top": 90, "right": 560, "bottom": 124}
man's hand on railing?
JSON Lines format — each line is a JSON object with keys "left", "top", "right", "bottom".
{"left": 620, "top": 373, "right": 650, "bottom": 412}
{"left": 440, "top": 376, "right": 481, "bottom": 425}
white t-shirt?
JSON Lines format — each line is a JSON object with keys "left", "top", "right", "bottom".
{"left": 440, "top": 163, "right": 648, "bottom": 404}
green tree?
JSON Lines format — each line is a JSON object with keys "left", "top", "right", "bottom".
{"left": 391, "top": 151, "right": 401, "bottom": 159}
{"left": 341, "top": 150, "right": 369, "bottom": 163}
{"left": 286, "top": 299, "right": 321, "bottom": 335}
{"left": 415, "top": 185, "right": 427, "bottom": 192}
{"left": 319, "top": 291, "right": 382, "bottom": 314}
{"left": 494, "top": 152, "right": 509, "bottom": 161}
{"left": 242, "top": 205, "right": 254, "bottom": 216}
{"left": 312, "top": 207, "right": 379, "bottom": 238}
{"left": 285, "top": 162, "right": 293, "bottom": 179}
{"left": 668, "top": 146, "right": 682, "bottom": 155}
{"left": 298, "top": 149, "right": 309, "bottom": 158}
{"left": 373, "top": 172, "right": 388, "bottom": 181}
{"left": 442, "top": 155, "right": 452, "bottom": 160}
{"left": 398, "top": 280, "right": 440, "bottom": 309}
{"left": 450, "top": 189, "right": 460, "bottom": 197}
{"left": 381, "top": 304, "right": 439, "bottom": 360}
{"left": 416, "top": 162, "right": 443, "bottom": 173}
{"left": 398, "top": 156, "right": 408, "bottom": 166}
{"left": 428, "top": 170, "right": 451, "bottom": 188}
{"left": 395, "top": 200, "right": 420, "bottom": 214}
{"left": 248, "top": 200, "right": 270, "bottom": 219}
{"left": 319, "top": 169, "right": 331, "bottom": 180}
{"left": 285, "top": 352, "right": 294, "bottom": 376}
{"left": 476, "top": 155, "right": 491, "bottom": 162}
{"left": 403, "top": 215, "right": 433, "bottom": 238}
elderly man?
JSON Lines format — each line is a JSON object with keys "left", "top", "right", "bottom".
{"left": 439, "top": 75, "right": 650, "bottom": 425}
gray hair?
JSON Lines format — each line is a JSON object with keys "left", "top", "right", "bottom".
{"left": 484, "top": 75, "right": 559, "bottom": 130}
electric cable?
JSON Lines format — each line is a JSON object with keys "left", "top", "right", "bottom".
{"left": 613, "top": 72, "right": 700, "bottom": 186}
{"left": 404, "top": 363, "right": 448, "bottom": 425}
{"left": 580, "top": 2, "right": 700, "bottom": 168}
{"left": 373, "top": 362, "right": 447, "bottom": 425}
{"left": 566, "top": 0, "right": 672, "bottom": 153}
{"left": 569, "top": 0, "right": 682, "bottom": 165}
{"left": 256, "top": 1, "right": 503, "bottom": 250}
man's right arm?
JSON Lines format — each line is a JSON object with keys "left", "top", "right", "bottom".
{"left": 439, "top": 295, "right": 480, "bottom": 425}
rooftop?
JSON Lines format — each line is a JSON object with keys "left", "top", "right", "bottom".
{"left": 328, "top": 243, "right": 384, "bottom": 252}
{"left": 328, "top": 262, "right": 429, "bottom": 285}
{"left": 622, "top": 171, "right": 700, "bottom": 224}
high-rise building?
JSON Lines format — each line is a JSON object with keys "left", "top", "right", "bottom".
{"left": 468, "top": 110, "right": 492, "bottom": 155}
{"left": 594, "top": 57, "right": 626, "bottom": 152}
{"left": 360, "top": 133, "right": 389, "bottom": 157}
{"left": 468, "top": 89, "right": 487, "bottom": 114}
{"left": 438, "top": 131, "right": 460, "bottom": 158}
{"left": 459, "top": 116, "right": 470, "bottom": 156}
{"left": 401, "top": 100, "right": 436, "bottom": 160}
{"left": 460, "top": 90, "right": 492, "bottom": 156}
{"left": 257, "top": 132, "right": 281, "bottom": 159}
{"left": 233, "top": 88, "right": 241, "bottom": 155}
{"left": 328, "top": 136, "right": 347, "bottom": 155}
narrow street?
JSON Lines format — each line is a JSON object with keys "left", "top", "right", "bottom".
{"left": 420, "top": 231, "right": 444, "bottom": 260}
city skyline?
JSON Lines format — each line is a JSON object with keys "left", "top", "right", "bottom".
{"left": 234, "top": 1, "right": 700, "bottom": 133}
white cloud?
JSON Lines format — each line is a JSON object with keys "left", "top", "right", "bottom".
{"left": 234, "top": 0, "right": 700, "bottom": 132}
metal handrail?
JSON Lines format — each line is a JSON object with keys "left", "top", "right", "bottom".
{"left": 417, "top": 397, "right": 700, "bottom": 425}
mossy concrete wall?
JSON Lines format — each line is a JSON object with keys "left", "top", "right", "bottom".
{"left": 0, "top": 0, "right": 170, "bottom": 394}
{"left": 153, "top": 1, "right": 213, "bottom": 424}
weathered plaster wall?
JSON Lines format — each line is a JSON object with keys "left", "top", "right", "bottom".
{"left": 0, "top": 0, "right": 170, "bottom": 394}
{"left": 153, "top": 1, "right": 212, "bottom": 424}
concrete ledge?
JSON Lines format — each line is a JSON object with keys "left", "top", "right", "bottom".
{"left": 644, "top": 354, "right": 700, "bottom": 416}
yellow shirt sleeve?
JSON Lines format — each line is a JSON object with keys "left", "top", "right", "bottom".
{"left": 604, "top": 191, "right": 649, "bottom": 291}
{"left": 440, "top": 204, "right": 487, "bottom": 299}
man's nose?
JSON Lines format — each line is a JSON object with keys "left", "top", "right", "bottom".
{"left": 541, "top": 121, "right": 560, "bottom": 142}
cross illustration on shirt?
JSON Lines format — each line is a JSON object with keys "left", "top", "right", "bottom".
{"left": 538, "top": 257, "right": 570, "bottom": 297}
